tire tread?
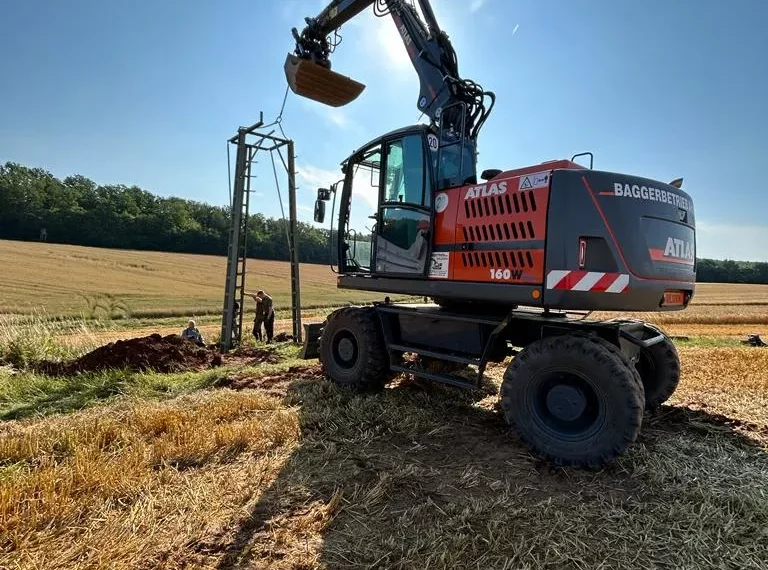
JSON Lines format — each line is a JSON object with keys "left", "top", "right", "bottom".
{"left": 319, "top": 306, "right": 389, "bottom": 392}
{"left": 500, "top": 334, "right": 643, "bottom": 468}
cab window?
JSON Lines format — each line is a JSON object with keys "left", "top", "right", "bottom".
{"left": 383, "top": 134, "right": 430, "bottom": 208}
{"left": 435, "top": 138, "right": 477, "bottom": 190}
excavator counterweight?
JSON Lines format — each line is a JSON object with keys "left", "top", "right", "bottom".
{"left": 284, "top": 54, "right": 365, "bottom": 108}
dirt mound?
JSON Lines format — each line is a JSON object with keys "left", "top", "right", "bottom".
{"left": 36, "top": 334, "right": 221, "bottom": 376}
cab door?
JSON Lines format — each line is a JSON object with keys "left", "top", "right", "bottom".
{"left": 373, "top": 133, "right": 433, "bottom": 277}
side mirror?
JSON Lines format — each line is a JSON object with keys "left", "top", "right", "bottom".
{"left": 314, "top": 199, "right": 326, "bottom": 224}
{"left": 317, "top": 187, "right": 331, "bottom": 201}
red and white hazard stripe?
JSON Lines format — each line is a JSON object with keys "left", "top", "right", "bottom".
{"left": 546, "top": 270, "right": 629, "bottom": 293}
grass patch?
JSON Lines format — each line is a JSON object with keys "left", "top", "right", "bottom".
{"left": 1, "top": 275, "right": 768, "bottom": 568}
{"left": 0, "top": 313, "right": 112, "bottom": 367}
{"left": 0, "top": 368, "right": 223, "bottom": 421}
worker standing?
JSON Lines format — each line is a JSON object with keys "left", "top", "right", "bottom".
{"left": 252, "top": 296, "right": 264, "bottom": 341}
{"left": 246, "top": 290, "right": 275, "bottom": 343}
{"left": 258, "top": 290, "right": 275, "bottom": 343}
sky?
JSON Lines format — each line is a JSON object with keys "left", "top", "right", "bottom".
{"left": 1, "top": 0, "right": 767, "bottom": 261}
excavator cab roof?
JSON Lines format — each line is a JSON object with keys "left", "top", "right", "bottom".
{"left": 341, "top": 123, "right": 433, "bottom": 167}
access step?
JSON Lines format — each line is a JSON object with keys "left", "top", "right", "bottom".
{"left": 389, "top": 364, "right": 477, "bottom": 391}
{"left": 387, "top": 343, "right": 481, "bottom": 367}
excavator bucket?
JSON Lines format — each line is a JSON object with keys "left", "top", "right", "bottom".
{"left": 284, "top": 53, "right": 365, "bottom": 107}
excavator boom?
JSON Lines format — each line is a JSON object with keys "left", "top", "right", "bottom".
{"left": 284, "top": 0, "right": 494, "bottom": 140}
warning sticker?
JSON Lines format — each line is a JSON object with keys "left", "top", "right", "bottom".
{"left": 519, "top": 171, "right": 550, "bottom": 191}
{"left": 427, "top": 133, "right": 439, "bottom": 152}
{"left": 429, "top": 252, "right": 449, "bottom": 279}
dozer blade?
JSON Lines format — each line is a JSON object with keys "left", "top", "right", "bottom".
{"left": 284, "top": 53, "right": 365, "bottom": 107}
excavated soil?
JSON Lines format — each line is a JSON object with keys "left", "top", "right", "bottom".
{"left": 32, "top": 335, "right": 303, "bottom": 377}
{"left": 35, "top": 334, "right": 223, "bottom": 376}
{"left": 213, "top": 363, "right": 321, "bottom": 398}
{"left": 223, "top": 347, "right": 282, "bottom": 368}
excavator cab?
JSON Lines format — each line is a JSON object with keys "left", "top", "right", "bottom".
{"left": 284, "top": 54, "right": 365, "bottom": 107}
{"left": 314, "top": 124, "right": 460, "bottom": 279}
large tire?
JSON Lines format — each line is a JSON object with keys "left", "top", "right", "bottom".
{"left": 318, "top": 307, "right": 389, "bottom": 392}
{"left": 634, "top": 334, "right": 680, "bottom": 411}
{"left": 500, "top": 335, "right": 644, "bottom": 468}
{"left": 574, "top": 333, "right": 646, "bottom": 402}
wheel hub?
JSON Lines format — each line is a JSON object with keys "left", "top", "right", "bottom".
{"left": 529, "top": 369, "right": 604, "bottom": 441}
{"left": 337, "top": 337, "right": 355, "bottom": 363}
{"left": 546, "top": 384, "right": 587, "bottom": 422}
{"left": 331, "top": 329, "right": 360, "bottom": 371}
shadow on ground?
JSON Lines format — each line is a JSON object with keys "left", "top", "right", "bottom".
{"left": 180, "top": 368, "right": 768, "bottom": 569}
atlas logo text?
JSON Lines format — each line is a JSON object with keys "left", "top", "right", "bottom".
{"left": 664, "top": 237, "right": 694, "bottom": 261}
{"left": 464, "top": 181, "right": 507, "bottom": 200}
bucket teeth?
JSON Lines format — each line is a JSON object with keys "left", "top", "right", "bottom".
{"left": 284, "top": 53, "right": 365, "bottom": 107}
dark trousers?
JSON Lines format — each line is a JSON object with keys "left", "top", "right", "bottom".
{"left": 252, "top": 319, "right": 263, "bottom": 341}
{"left": 264, "top": 313, "right": 275, "bottom": 342}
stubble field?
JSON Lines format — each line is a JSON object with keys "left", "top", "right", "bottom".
{"left": 1, "top": 241, "right": 768, "bottom": 569}
{"left": 0, "top": 239, "right": 391, "bottom": 318}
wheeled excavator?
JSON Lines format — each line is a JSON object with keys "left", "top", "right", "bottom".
{"left": 283, "top": 0, "right": 696, "bottom": 467}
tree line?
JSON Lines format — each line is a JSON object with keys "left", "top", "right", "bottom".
{"left": 1, "top": 161, "right": 767, "bottom": 284}
{"left": 0, "top": 161, "right": 332, "bottom": 263}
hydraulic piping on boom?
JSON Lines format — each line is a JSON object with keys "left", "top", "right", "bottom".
{"left": 284, "top": 0, "right": 495, "bottom": 143}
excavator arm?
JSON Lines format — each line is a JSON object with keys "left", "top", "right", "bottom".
{"left": 284, "top": 0, "right": 494, "bottom": 140}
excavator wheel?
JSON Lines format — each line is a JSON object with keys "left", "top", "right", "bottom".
{"left": 571, "top": 333, "right": 646, "bottom": 401}
{"left": 284, "top": 53, "right": 366, "bottom": 108}
{"left": 318, "top": 306, "right": 389, "bottom": 392}
{"left": 500, "top": 334, "right": 644, "bottom": 468}
{"left": 634, "top": 329, "right": 680, "bottom": 411}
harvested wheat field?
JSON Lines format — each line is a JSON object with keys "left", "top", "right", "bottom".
{"left": 2, "top": 238, "right": 767, "bottom": 322}
{"left": 1, "top": 333, "right": 767, "bottom": 569}
{"left": 0, "top": 240, "right": 395, "bottom": 317}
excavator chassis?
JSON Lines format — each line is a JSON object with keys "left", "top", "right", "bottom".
{"left": 282, "top": 0, "right": 691, "bottom": 470}
{"left": 315, "top": 302, "right": 680, "bottom": 468}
